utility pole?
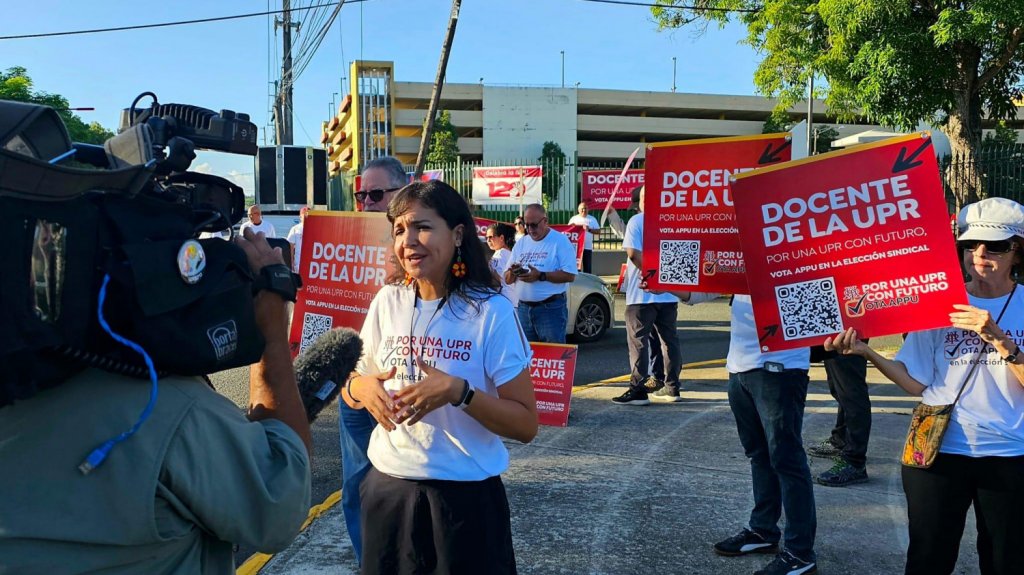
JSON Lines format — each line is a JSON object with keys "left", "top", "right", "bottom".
{"left": 806, "top": 74, "right": 814, "bottom": 156}
{"left": 561, "top": 50, "right": 565, "bottom": 88}
{"left": 275, "top": 0, "right": 299, "bottom": 145}
{"left": 671, "top": 57, "right": 677, "bottom": 93}
{"left": 414, "top": 0, "right": 462, "bottom": 178}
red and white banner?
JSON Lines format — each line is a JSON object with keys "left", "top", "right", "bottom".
{"left": 472, "top": 166, "right": 543, "bottom": 205}
{"left": 732, "top": 132, "right": 968, "bottom": 351}
{"left": 643, "top": 134, "right": 792, "bottom": 294}
{"left": 550, "top": 223, "right": 587, "bottom": 271}
{"left": 582, "top": 169, "right": 644, "bottom": 210}
{"left": 530, "top": 342, "right": 578, "bottom": 427}
{"left": 289, "top": 212, "right": 395, "bottom": 355}
{"left": 473, "top": 217, "right": 499, "bottom": 243}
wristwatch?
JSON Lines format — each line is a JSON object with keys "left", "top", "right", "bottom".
{"left": 452, "top": 378, "right": 475, "bottom": 410}
{"left": 1003, "top": 344, "right": 1020, "bottom": 364}
{"left": 538, "top": 271, "right": 548, "bottom": 282}
{"left": 252, "top": 263, "right": 302, "bottom": 302}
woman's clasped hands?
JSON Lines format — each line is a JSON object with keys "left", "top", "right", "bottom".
{"left": 348, "top": 357, "right": 464, "bottom": 429}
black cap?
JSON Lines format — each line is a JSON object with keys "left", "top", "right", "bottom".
{"left": 630, "top": 185, "right": 643, "bottom": 209}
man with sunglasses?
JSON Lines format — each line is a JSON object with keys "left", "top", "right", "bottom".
{"left": 339, "top": 154, "right": 407, "bottom": 566}
{"left": 355, "top": 156, "right": 406, "bottom": 212}
{"left": 503, "top": 203, "right": 577, "bottom": 343}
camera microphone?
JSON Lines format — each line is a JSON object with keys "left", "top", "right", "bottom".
{"left": 293, "top": 328, "right": 363, "bottom": 422}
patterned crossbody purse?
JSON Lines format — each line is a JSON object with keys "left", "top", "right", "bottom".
{"left": 901, "top": 284, "right": 1016, "bottom": 468}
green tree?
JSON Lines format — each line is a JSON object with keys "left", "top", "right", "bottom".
{"left": 426, "top": 110, "right": 459, "bottom": 166}
{"left": 538, "top": 141, "right": 566, "bottom": 205}
{"left": 1, "top": 66, "right": 114, "bottom": 145}
{"left": 652, "top": 1, "right": 1024, "bottom": 205}
{"left": 984, "top": 120, "right": 1020, "bottom": 148}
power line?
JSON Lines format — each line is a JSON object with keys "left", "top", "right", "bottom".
{"left": 0, "top": 0, "right": 372, "bottom": 41}
{"left": 577, "top": 0, "right": 760, "bottom": 12}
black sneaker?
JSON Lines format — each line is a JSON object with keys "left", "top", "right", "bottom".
{"left": 806, "top": 439, "right": 841, "bottom": 459}
{"left": 712, "top": 528, "right": 778, "bottom": 557}
{"left": 815, "top": 459, "right": 868, "bottom": 487}
{"left": 612, "top": 387, "right": 650, "bottom": 406}
{"left": 650, "top": 386, "right": 683, "bottom": 403}
{"left": 754, "top": 551, "right": 817, "bottom": 575}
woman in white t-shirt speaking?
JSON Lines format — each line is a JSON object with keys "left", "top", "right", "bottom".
{"left": 826, "top": 197, "right": 1024, "bottom": 575}
{"left": 344, "top": 180, "right": 537, "bottom": 575}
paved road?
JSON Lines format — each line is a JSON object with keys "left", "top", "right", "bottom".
{"left": 216, "top": 292, "right": 963, "bottom": 572}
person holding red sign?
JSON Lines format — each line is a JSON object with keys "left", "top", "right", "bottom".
{"left": 344, "top": 180, "right": 537, "bottom": 575}
{"left": 503, "top": 204, "right": 578, "bottom": 343}
{"left": 614, "top": 186, "right": 686, "bottom": 405}
{"left": 568, "top": 202, "right": 600, "bottom": 273}
{"left": 671, "top": 286, "right": 818, "bottom": 571}
{"left": 826, "top": 197, "right": 1024, "bottom": 575}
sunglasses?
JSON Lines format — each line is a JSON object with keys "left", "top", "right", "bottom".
{"left": 355, "top": 187, "right": 400, "bottom": 204}
{"left": 958, "top": 240, "right": 1017, "bottom": 255}
{"left": 485, "top": 235, "right": 497, "bottom": 240}
{"left": 524, "top": 220, "right": 544, "bottom": 230}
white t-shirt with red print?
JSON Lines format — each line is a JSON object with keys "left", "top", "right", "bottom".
{"left": 357, "top": 284, "right": 531, "bottom": 480}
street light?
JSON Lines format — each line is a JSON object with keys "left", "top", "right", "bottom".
{"left": 672, "top": 57, "right": 677, "bottom": 93}
{"left": 560, "top": 50, "right": 565, "bottom": 88}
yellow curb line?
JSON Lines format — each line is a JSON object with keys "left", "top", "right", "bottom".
{"left": 239, "top": 358, "right": 730, "bottom": 573}
{"left": 236, "top": 490, "right": 343, "bottom": 575}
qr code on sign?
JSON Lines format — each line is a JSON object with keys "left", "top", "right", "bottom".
{"left": 658, "top": 240, "right": 700, "bottom": 285}
{"left": 300, "top": 312, "right": 333, "bottom": 352}
{"left": 775, "top": 278, "right": 842, "bottom": 340}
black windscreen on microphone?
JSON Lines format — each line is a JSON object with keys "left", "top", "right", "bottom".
{"left": 293, "top": 327, "right": 363, "bottom": 422}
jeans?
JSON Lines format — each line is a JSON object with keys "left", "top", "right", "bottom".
{"left": 625, "top": 303, "right": 680, "bottom": 390}
{"left": 339, "top": 400, "right": 377, "bottom": 564}
{"left": 902, "top": 454, "right": 1024, "bottom": 575}
{"left": 728, "top": 369, "right": 816, "bottom": 562}
{"left": 649, "top": 327, "right": 665, "bottom": 382}
{"left": 824, "top": 353, "right": 871, "bottom": 468}
{"left": 516, "top": 296, "right": 567, "bottom": 343}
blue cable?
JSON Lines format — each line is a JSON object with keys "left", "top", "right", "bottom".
{"left": 78, "top": 274, "right": 159, "bottom": 475}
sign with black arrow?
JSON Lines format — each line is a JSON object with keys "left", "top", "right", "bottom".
{"left": 729, "top": 132, "right": 967, "bottom": 352}
{"left": 642, "top": 133, "right": 792, "bottom": 294}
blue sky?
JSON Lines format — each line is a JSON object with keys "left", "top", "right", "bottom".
{"left": 3, "top": 0, "right": 761, "bottom": 193}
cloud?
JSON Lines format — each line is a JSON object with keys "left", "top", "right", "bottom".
{"left": 193, "top": 162, "right": 213, "bottom": 174}
{"left": 225, "top": 170, "right": 256, "bottom": 196}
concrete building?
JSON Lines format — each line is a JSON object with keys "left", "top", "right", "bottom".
{"left": 322, "top": 60, "right": 1023, "bottom": 177}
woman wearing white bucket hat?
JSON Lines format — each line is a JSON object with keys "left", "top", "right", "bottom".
{"left": 827, "top": 196, "right": 1024, "bottom": 574}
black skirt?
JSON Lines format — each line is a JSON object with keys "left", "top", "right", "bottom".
{"left": 360, "top": 467, "right": 517, "bottom": 575}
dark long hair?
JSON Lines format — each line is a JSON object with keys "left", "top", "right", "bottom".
{"left": 386, "top": 181, "right": 500, "bottom": 309}
{"left": 488, "top": 222, "right": 515, "bottom": 251}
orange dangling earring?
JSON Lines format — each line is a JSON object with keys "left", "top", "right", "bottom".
{"left": 403, "top": 272, "right": 414, "bottom": 286}
{"left": 451, "top": 246, "right": 466, "bottom": 278}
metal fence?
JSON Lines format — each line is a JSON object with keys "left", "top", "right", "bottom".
{"left": 417, "top": 156, "right": 644, "bottom": 250}
{"left": 941, "top": 143, "right": 1024, "bottom": 212}
{"left": 365, "top": 145, "right": 1024, "bottom": 254}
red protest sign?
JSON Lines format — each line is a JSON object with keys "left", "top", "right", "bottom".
{"left": 473, "top": 217, "right": 499, "bottom": 243}
{"left": 530, "top": 342, "right": 578, "bottom": 427}
{"left": 731, "top": 132, "right": 968, "bottom": 352}
{"left": 582, "top": 169, "right": 644, "bottom": 210}
{"left": 643, "top": 134, "right": 792, "bottom": 293}
{"left": 550, "top": 224, "right": 586, "bottom": 271}
{"left": 289, "top": 212, "right": 396, "bottom": 354}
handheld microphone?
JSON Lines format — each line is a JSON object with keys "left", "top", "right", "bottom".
{"left": 293, "top": 328, "right": 363, "bottom": 422}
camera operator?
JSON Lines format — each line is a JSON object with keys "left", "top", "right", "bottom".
{"left": 0, "top": 228, "right": 312, "bottom": 574}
